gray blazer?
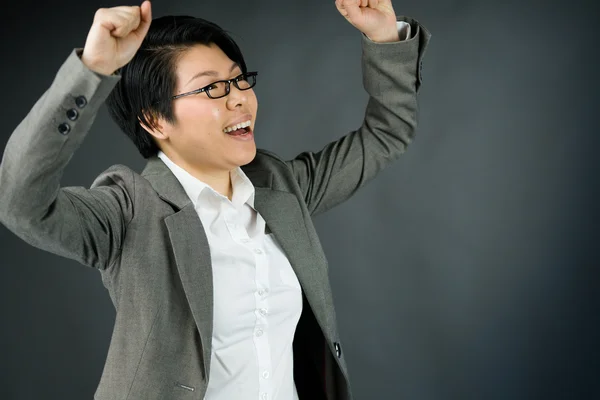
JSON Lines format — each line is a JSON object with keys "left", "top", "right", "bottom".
{"left": 0, "top": 16, "right": 430, "bottom": 400}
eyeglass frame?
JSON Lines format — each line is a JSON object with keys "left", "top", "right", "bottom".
{"left": 171, "top": 71, "right": 258, "bottom": 100}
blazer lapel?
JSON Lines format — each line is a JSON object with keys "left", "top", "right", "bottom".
{"left": 246, "top": 168, "right": 332, "bottom": 338}
{"left": 164, "top": 206, "right": 214, "bottom": 379}
{"left": 142, "top": 157, "right": 213, "bottom": 378}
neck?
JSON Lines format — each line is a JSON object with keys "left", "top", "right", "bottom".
{"left": 162, "top": 150, "right": 233, "bottom": 200}
{"left": 196, "top": 171, "right": 233, "bottom": 201}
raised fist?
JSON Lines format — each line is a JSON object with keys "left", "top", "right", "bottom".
{"left": 81, "top": 1, "right": 152, "bottom": 75}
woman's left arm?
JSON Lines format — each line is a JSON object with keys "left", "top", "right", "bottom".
{"left": 286, "top": 0, "right": 431, "bottom": 216}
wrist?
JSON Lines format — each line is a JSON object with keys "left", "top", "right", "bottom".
{"left": 368, "top": 29, "right": 400, "bottom": 43}
{"left": 81, "top": 52, "right": 116, "bottom": 76}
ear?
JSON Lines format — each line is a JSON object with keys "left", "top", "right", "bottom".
{"left": 138, "top": 110, "right": 168, "bottom": 140}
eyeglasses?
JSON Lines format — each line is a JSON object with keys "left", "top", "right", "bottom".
{"left": 171, "top": 71, "right": 258, "bottom": 100}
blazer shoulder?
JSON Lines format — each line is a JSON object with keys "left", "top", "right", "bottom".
{"left": 244, "top": 149, "right": 308, "bottom": 195}
{"left": 89, "top": 163, "right": 138, "bottom": 191}
{"left": 246, "top": 148, "right": 290, "bottom": 173}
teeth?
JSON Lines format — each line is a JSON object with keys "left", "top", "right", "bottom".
{"left": 223, "top": 120, "right": 251, "bottom": 133}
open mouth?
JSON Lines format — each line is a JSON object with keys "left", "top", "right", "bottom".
{"left": 225, "top": 126, "right": 252, "bottom": 136}
{"left": 223, "top": 119, "right": 252, "bottom": 136}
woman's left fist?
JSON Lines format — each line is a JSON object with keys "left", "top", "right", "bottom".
{"left": 335, "top": 0, "right": 399, "bottom": 42}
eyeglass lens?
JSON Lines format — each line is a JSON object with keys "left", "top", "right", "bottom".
{"left": 208, "top": 74, "right": 256, "bottom": 98}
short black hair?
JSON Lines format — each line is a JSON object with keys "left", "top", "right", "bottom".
{"left": 106, "top": 15, "right": 248, "bottom": 159}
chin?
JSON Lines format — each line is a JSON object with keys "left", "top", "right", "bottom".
{"left": 243, "top": 147, "right": 257, "bottom": 165}
{"left": 233, "top": 147, "right": 257, "bottom": 168}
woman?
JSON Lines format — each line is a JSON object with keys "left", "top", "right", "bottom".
{"left": 0, "top": 0, "right": 430, "bottom": 398}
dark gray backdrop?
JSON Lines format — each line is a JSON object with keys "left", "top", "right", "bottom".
{"left": 1, "top": 0, "right": 599, "bottom": 399}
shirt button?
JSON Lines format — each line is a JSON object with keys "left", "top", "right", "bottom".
{"left": 255, "top": 329, "right": 263, "bottom": 337}
{"left": 261, "top": 393, "right": 268, "bottom": 400}
{"left": 259, "top": 308, "right": 267, "bottom": 316}
{"left": 254, "top": 248, "right": 263, "bottom": 254}
{"left": 262, "top": 370, "right": 270, "bottom": 379}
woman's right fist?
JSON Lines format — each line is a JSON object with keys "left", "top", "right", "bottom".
{"left": 81, "top": 1, "right": 152, "bottom": 76}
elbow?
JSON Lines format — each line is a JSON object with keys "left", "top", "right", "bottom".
{"left": 0, "top": 200, "right": 35, "bottom": 237}
{"left": 0, "top": 183, "right": 45, "bottom": 237}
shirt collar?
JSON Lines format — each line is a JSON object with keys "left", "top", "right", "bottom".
{"left": 157, "top": 151, "right": 255, "bottom": 209}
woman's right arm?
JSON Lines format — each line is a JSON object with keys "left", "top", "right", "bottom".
{"left": 0, "top": 2, "right": 152, "bottom": 269}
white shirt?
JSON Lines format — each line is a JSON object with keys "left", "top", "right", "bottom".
{"left": 158, "top": 151, "right": 303, "bottom": 400}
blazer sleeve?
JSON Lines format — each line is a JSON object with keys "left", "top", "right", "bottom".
{"left": 286, "top": 16, "right": 431, "bottom": 217}
{"left": 0, "top": 49, "right": 133, "bottom": 270}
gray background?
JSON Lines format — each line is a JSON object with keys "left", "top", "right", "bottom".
{"left": 1, "top": 0, "right": 599, "bottom": 399}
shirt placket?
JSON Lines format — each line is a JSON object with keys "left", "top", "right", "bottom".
{"left": 224, "top": 203, "right": 273, "bottom": 400}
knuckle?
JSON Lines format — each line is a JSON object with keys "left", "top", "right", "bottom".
{"left": 126, "top": 9, "right": 140, "bottom": 23}
{"left": 126, "top": 6, "right": 140, "bottom": 17}
{"left": 94, "top": 8, "right": 106, "bottom": 20}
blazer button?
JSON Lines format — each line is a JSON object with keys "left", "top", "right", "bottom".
{"left": 58, "top": 122, "right": 71, "bottom": 135}
{"left": 334, "top": 342, "right": 342, "bottom": 358}
{"left": 66, "top": 108, "right": 79, "bottom": 121}
{"left": 75, "top": 95, "right": 88, "bottom": 108}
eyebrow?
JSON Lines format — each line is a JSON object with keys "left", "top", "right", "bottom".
{"left": 185, "top": 62, "right": 241, "bottom": 87}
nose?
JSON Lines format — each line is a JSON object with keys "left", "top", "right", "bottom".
{"left": 225, "top": 85, "right": 247, "bottom": 110}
